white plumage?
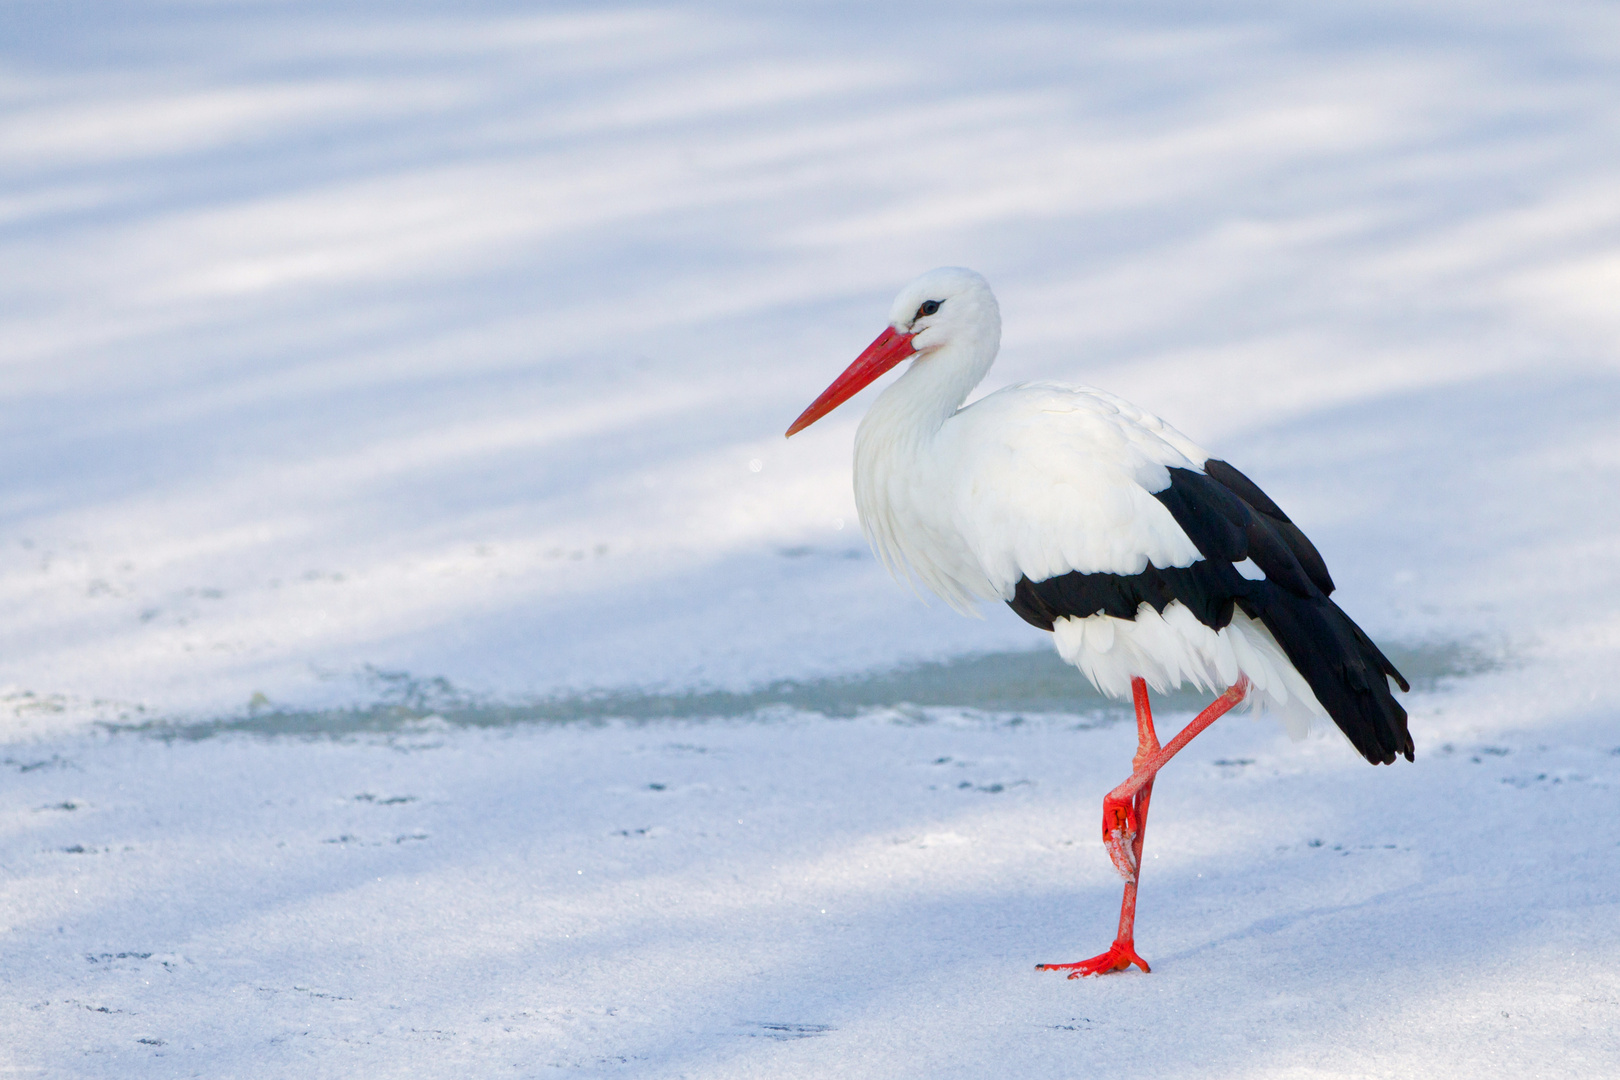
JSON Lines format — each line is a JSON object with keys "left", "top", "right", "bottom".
{"left": 843, "top": 268, "right": 1322, "bottom": 734}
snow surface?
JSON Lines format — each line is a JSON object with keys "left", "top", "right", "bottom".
{"left": 5, "top": 683, "right": 1619, "bottom": 1078}
{"left": 3, "top": 1, "right": 1619, "bottom": 1075}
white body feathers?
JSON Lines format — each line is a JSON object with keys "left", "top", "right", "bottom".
{"left": 849, "top": 268, "right": 1326, "bottom": 732}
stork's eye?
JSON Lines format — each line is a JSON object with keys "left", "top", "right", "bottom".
{"left": 916, "top": 299, "right": 942, "bottom": 318}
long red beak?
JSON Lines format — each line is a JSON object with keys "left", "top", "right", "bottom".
{"left": 785, "top": 326, "right": 915, "bottom": 437}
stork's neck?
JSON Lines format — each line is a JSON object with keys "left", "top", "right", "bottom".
{"left": 851, "top": 319, "right": 1003, "bottom": 614}
{"left": 861, "top": 330, "right": 999, "bottom": 449}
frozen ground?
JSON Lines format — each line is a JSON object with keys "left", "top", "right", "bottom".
{"left": 2, "top": 1, "right": 1619, "bottom": 1076}
{"left": 3, "top": 674, "right": 1618, "bottom": 1078}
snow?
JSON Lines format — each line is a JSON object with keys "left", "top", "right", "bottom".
{"left": 2, "top": 1, "right": 1619, "bottom": 1075}
{"left": 6, "top": 683, "right": 1619, "bottom": 1076}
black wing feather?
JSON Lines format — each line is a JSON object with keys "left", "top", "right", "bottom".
{"left": 1151, "top": 464, "right": 1319, "bottom": 597}
{"left": 1205, "top": 459, "right": 1335, "bottom": 595}
{"left": 1006, "top": 463, "right": 1413, "bottom": 765}
{"left": 1010, "top": 560, "right": 1236, "bottom": 633}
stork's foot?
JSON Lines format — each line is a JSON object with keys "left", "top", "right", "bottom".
{"left": 1037, "top": 939, "right": 1151, "bottom": 978}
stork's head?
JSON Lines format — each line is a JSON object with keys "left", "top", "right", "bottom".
{"left": 786, "top": 267, "right": 1001, "bottom": 437}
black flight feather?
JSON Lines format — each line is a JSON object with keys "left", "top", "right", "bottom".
{"left": 1006, "top": 463, "right": 1412, "bottom": 765}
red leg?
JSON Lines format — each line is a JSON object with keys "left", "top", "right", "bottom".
{"left": 1038, "top": 677, "right": 1248, "bottom": 978}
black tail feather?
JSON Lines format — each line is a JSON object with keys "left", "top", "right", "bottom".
{"left": 1151, "top": 464, "right": 1413, "bottom": 764}
{"left": 1238, "top": 585, "right": 1412, "bottom": 765}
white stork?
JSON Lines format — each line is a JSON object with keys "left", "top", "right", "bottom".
{"left": 785, "top": 267, "right": 1411, "bottom": 977}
